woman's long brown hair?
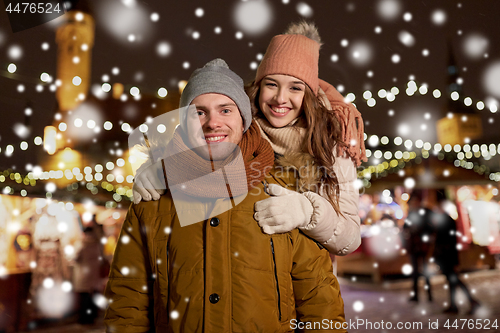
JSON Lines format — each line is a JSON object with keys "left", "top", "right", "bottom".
{"left": 246, "top": 80, "right": 344, "bottom": 214}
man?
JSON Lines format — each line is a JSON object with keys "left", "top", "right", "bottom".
{"left": 104, "top": 59, "right": 346, "bottom": 332}
{"left": 403, "top": 191, "right": 434, "bottom": 302}
{"left": 74, "top": 226, "right": 102, "bottom": 325}
{"left": 433, "top": 191, "right": 480, "bottom": 314}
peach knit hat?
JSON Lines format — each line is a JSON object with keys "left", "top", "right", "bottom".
{"left": 255, "top": 22, "right": 321, "bottom": 94}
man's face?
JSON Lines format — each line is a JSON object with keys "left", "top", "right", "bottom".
{"left": 186, "top": 93, "right": 244, "bottom": 161}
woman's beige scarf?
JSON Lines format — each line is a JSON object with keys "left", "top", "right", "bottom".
{"left": 254, "top": 116, "right": 322, "bottom": 193}
{"left": 254, "top": 116, "right": 306, "bottom": 155}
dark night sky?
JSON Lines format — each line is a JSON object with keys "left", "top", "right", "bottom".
{"left": 1, "top": 0, "right": 500, "bottom": 172}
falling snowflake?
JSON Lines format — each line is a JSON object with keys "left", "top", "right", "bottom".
{"left": 403, "top": 12, "right": 412, "bottom": 21}
{"left": 64, "top": 245, "right": 74, "bottom": 256}
{"left": 194, "top": 8, "right": 204, "bottom": 17}
{"left": 171, "top": 310, "right": 179, "bottom": 319}
{"left": 353, "top": 300, "right": 364, "bottom": 312}
{"left": 404, "top": 177, "right": 415, "bottom": 189}
{"left": 233, "top": 0, "right": 273, "bottom": 36}
{"left": 121, "top": 235, "right": 130, "bottom": 244}
{"left": 398, "top": 31, "right": 415, "bottom": 47}
{"left": 96, "top": 1, "right": 152, "bottom": 43}
{"left": 13, "top": 123, "right": 30, "bottom": 138}
{"left": 402, "top": 264, "right": 413, "bottom": 275}
{"left": 43, "top": 277, "right": 55, "bottom": 289}
{"left": 121, "top": 266, "right": 130, "bottom": 275}
{"left": 377, "top": 0, "right": 402, "bottom": 21}
{"left": 463, "top": 33, "right": 489, "bottom": 59}
{"left": 150, "top": 12, "right": 159, "bottom": 22}
{"left": 8, "top": 45, "right": 22, "bottom": 59}
{"left": 45, "top": 182, "right": 57, "bottom": 193}
{"left": 398, "top": 123, "right": 409, "bottom": 136}
{"left": 483, "top": 61, "right": 500, "bottom": 98}
{"left": 431, "top": 9, "right": 447, "bottom": 25}
{"left": 296, "top": 2, "right": 313, "bottom": 18}
{"left": 348, "top": 41, "right": 373, "bottom": 66}
{"left": 61, "top": 281, "right": 72, "bottom": 293}
{"left": 93, "top": 294, "right": 108, "bottom": 309}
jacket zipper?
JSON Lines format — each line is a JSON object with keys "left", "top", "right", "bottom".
{"left": 270, "top": 238, "right": 282, "bottom": 321}
{"left": 166, "top": 242, "right": 170, "bottom": 322}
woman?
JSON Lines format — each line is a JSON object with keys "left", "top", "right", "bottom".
{"left": 248, "top": 21, "right": 366, "bottom": 269}
{"left": 132, "top": 21, "right": 366, "bottom": 270}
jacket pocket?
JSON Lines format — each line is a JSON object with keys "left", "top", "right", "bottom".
{"left": 270, "top": 237, "right": 282, "bottom": 321}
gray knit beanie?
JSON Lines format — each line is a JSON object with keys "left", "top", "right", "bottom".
{"left": 179, "top": 58, "right": 252, "bottom": 133}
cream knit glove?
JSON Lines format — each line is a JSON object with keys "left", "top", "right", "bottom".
{"left": 132, "top": 160, "right": 166, "bottom": 204}
{"left": 254, "top": 184, "right": 314, "bottom": 234}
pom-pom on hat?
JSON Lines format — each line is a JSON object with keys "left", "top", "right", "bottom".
{"left": 256, "top": 21, "right": 322, "bottom": 94}
{"left": 180, "top": 58, "right": 252, "bottom": 132}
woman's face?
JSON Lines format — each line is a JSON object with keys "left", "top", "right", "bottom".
{"left": 258, "top": 74, "right": 305, "bottom": 128}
